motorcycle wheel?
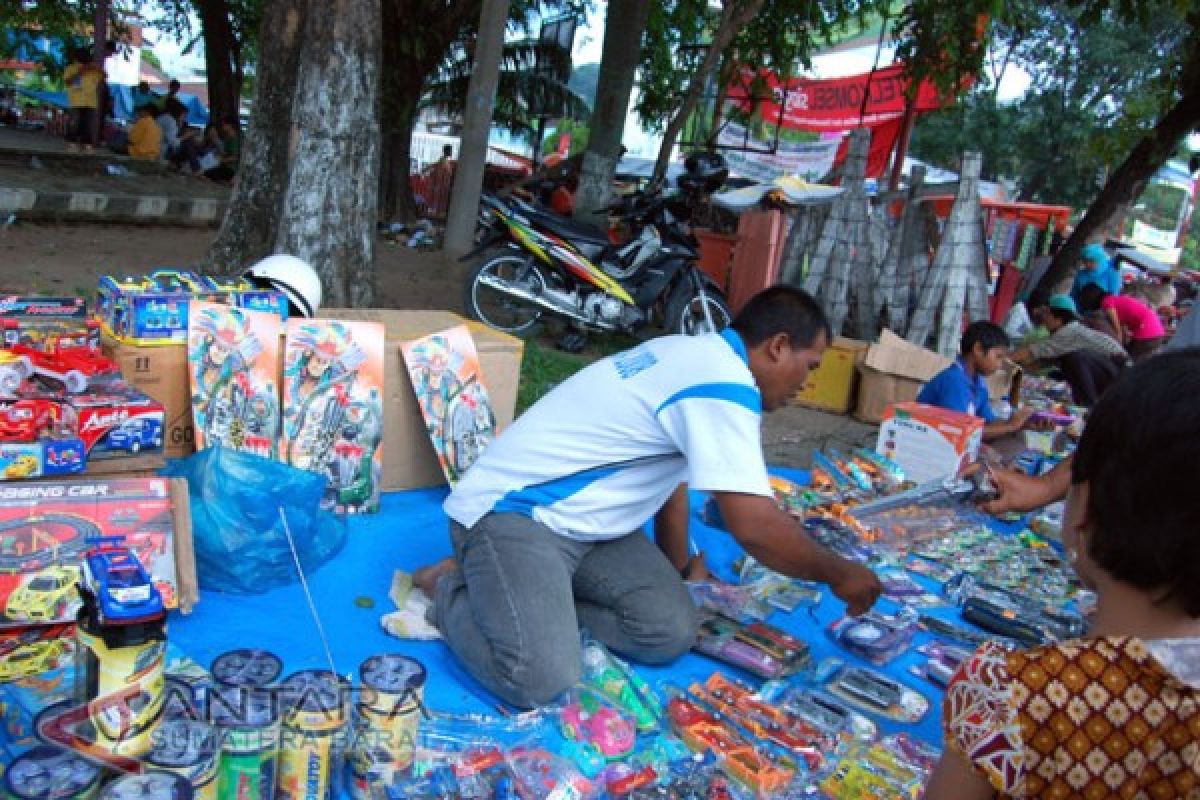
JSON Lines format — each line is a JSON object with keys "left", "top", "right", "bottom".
{"left": 665, "top": 283, "right": 732, "bottom": 336}
{"left": 463, "top": 251, "right": 549, "bottom": 337}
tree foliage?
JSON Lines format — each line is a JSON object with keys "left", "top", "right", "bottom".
{"left": 0, "top": 1, "right": 134, "bottom": 78}
{"left": 542, "top": 117, "right": 589, "bottom": 155}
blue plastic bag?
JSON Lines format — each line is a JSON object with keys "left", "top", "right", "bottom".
{"left": 163, "top": 446, "right": 347, "bottom": 594}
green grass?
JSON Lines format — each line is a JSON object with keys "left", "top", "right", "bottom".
{"left": 516, "top": 332, "right": 641, "bottom": 413}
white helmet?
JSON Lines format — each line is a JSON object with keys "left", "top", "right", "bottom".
{"left": 241, "top": 254, "right": 322, "bottom": 318}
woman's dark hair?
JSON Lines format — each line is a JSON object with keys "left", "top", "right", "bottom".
{"left": 1078, "top": 283, "right": 1110, "bottom": 313}
{"left": 1072, "top": 348, "right": 1200, "bottom": 617}
{"left": 961, "top": 320, "right": 1009, "bottom": 356}
{"left": 732, "top": 286, "right": 832, "bottom": 349}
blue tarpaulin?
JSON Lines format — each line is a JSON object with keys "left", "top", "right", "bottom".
{"left": 14, "top": 84, "right": 209, "bottom": 127}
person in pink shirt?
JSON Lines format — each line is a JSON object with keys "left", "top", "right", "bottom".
{"left": 1079, "top": 283, "right": 1165, "bottom": 360}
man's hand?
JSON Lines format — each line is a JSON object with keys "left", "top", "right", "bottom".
{"left": 980, "top": 458, "right": 1072, "bottom": 515}
{"left": 829, "top": 561, "right": 883, "bottom": 616}
{"left": 1010, "top": 407, "right": 1036, "bottom": 430}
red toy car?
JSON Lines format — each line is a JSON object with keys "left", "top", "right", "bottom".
{"left": 6, "top": 333, "right": 118, "bottom": 394}
{"left": 0, "top": 398, "right": 63, "bottom": 441}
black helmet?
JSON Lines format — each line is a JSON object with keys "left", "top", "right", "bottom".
{"left": 678, "top": 151, "right": 728, "bottom": 194}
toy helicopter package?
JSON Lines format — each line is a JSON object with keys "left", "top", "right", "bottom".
{"left": 0, "top": 477, "right": 188, "bottom": 630}
{"left": 187, "top": 300, "right": 282, "bottom": 458}
{"left": 401, "top": 325, "right": 496, "bottom": 486}
{"left": 282, "top": 319, "right": 385, "bottom": 513}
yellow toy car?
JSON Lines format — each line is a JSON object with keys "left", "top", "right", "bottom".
{"left": 5, "top": 566, "right": 80, "bottom": 622}
{"left": 3, "top": 454, "right": 39, "bottom": 479}
{"left": 0, "top": 638, "right": 70, "bottom": 681}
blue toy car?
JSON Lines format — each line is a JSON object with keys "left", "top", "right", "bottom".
{"left": 106, "top": 417, "right": 163, "bottom": 454}
{"left": 81, "top": 537, "right": 164, "bottom": 625}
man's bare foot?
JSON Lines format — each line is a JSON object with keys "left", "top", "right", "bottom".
{"left": 413, "top": 557, "right": 458, "bottom": 596}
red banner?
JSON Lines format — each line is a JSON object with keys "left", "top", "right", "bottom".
{"left": 727, "top": 63, "right": 949, "bottom": 133}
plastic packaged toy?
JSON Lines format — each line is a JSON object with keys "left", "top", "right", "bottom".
{"left": 687, "top": 673, "right": 833, "bottom": 770}
{"left": 829, "top": 606, "right": 920, "bottom": 665}
{"left": 666, "top": 692, "right": 795, "bottom": 797}
{"left": 693, "top": 612, "right": 811, "bottom": 680}
{"left": 910, "top": 640, "right": 973, "bottom": 688}
{"left": 687, "top": 581, "right": 773, "bottom": 625}
{"left": 823, "top": 664, "right": 929, "bottom": 723}
{"left": 580, "top": 637, "right": 664, "bottom": 732}
{"left": 819, "top": 734, "right": 939, "bottom": 800}
{"left": 506, "top": 746, "right": 599, "bottom": 800}
{"left": 558, "top": 687, "right": 637, "bottom": 770}
{"left": 769, "top": 685, "right": 878, "bottom": 744}
{"left": 876, "top": 567, "right": 945, "bottom": 607}
{"left": 949, "top": 576, "right": 1086, "bottom": 646}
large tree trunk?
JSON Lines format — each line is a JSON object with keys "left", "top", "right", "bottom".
{"left": 574, "top": 0, "right": 652, "bottom": 222}
{"left": 195, "top": 0, "right": 240, "bottom": 126}
{"left": 205, "top": 0, "right": 308, "bottom": 272}
{"left": 650, "top": 0, "right": 766, "bottom": 185}
{"left": 1036, "top": 59, "right": 1200, "bottom": 294}
{"left": 275, "top": 0, "right": 382, "bottom": 307}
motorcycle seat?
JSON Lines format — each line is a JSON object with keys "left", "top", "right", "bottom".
{"left": 526, "top": 208, "right": 612, "bottom": 249}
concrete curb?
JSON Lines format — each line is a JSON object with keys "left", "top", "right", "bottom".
{"left": 0, "top": 186, "right": 226, "bottom": 227}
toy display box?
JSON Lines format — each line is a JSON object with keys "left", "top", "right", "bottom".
{"left": 0, "top": 477, "right": 197, "bottom": 630}
{"left": 66, "top": 382, "right": 165, "bottom": 460}
{"left": 96, "top": 270, "right": 287, "bottom": 346}
{"left": 876, "top": 402, "right": 983, "bottom": 485}
{"left": 0, "top": 297, "right": 97, "bottom": 350}
{"left": 0, "top": 623, "right": 77, "bottom": 761}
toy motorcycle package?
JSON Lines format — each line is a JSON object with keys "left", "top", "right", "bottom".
{"left": 282, "top": 319, "right": 385, "bottom": 513}
{"left": 187, "top": 300, "right": 281, "bottom": 458}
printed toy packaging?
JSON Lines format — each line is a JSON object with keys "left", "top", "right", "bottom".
{"left": 282, "top": 319, "right": 385, "bottom": 513}
{"left": 0, "top": 296, "right": 96, "bottom": 350}
{"left": 0, "top": 623, "right": 77, "bottom": 762}
{"left": 0, "top": 478, "right": 181, "bottom": 630}
{"left": 187, "top": 300, "right": 282, "bottom": 458}
{"left": 401, "top": 325, "right": 496, "bottom": 485}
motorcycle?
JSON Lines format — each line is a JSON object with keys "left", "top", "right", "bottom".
{"left": 460, "top": 189, "right": 732, "bottom": 338}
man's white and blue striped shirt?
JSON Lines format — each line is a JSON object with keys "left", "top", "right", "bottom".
{"left": 443, "top": 328, "right": 773, "bottom": 540}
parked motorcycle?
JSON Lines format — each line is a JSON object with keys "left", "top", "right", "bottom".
{"left": 461, "top": 162, "right": 732, "bottom": 338}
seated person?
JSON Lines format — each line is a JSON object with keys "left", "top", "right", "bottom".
{"left": 1077, "top": 283, "right": 1166, "bottom": 361}
{"left": 917, "top": 320, "right": 1034, "bottom": 441}
{"left": 410, "top": 287, "right": 881, "bottom": 708}
{"left": 549, "top": 174, "right": 579, "bottom": 216}
{"left": 156, "top": 99, "right": 186, "bottom": 160}
{"left": 1011, "top": 295, "right": 1130, "bottom": 406}
{"left": 1070, "top": 242, "right": 1121, "bottom": 304}
{"left": 924, "top": 349, "right": 1200, "bottom": 799}
{"left": 202, "top": 118, "right": 241, "bottom": 184}
{"left": 126, "top": 104, "right": 162, "bottom": 160}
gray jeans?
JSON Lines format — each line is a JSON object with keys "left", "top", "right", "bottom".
{"left": 434, "top": 513, "right": 698, "bottom": 709}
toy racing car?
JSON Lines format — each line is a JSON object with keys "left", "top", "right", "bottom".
{"left": 79, "top": 537, "right": 164, "bottom": 625}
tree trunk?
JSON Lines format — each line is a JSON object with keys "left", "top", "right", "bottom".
{"left": 378, "top": 34, "right": 424, "bottom": 224}
{"left": 574, "top": 0, "right": 651, "bottom": 222}
{"left": 444, "top": 0, "right": 511, "bottom": 256}
{"left": 1035, "top": 77, "right": 1200, "bottom": 295}
{"left": 195, "top": 0, "right": 240, "bottom": 126}
{"left": 275, "top": 0, "right": 382, "bottom": 307}
{"left": 650, "top": 0, "right": 766, "bottom": 185}
{"left": 205, "top": 0, "right": 308, "bottom": 272}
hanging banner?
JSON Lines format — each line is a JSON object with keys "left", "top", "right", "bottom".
{"left": 717, "top": 122, "right": 843, "bottom": 183}
{"left": 727, "top": 63, "right": 949, "bottom": 132}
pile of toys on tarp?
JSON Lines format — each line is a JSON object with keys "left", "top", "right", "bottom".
{"left": 0, "top": 297, "right": 167, "bottom": 480}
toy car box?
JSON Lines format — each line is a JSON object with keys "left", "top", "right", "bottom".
{"left": 97, "top": 271, "right": 288, "bottom": 346}
{"left": 0, "top": 440, "right": 86, "bottom": 480}
{"left": 66, "top": 383, "right": 165, "bottom": 460}
{"left": 0, "top": 477, "right": 196, "bottom": 629}
{"left": 0, "top": 623, "right": 77, "bottom": 760}
{"left": 0, "top": 296, "right": 97, "bottom": 349}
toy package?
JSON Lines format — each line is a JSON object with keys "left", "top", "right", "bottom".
{"left": 282, "top": 318, "right": 385, "bottom": 513}
{"left": 829, "top": 606, "right": 920, "bottom": 666}
{"left": 187, "top": 300, "right": 282, "bottom": 457}
{"left": 0, "top": 477, "right": 182, "bottom": 629}
{"left": 819, "top": 734, "right": 939, "bottom": 799}
{"left": 822, "top": 663, "right": 930, "bottom": 723}
{"left": 767, "top": 685, "right": 878, "bottom": 744}
{"left": 0, "top": 296, "right": 95, "bottom": 351}
{"left": 0, "top": 623, "right": 77, "bottom": 762}
{"left": 693, "top": 612, "right": 811, "bottom": 680}
{"left": 401, "top": 325, "right": 497, "bottom": 486}
{"left": 580, "top": 637, "right": 664, "bottom": 733}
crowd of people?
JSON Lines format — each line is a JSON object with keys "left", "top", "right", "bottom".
{"left": 59, "top": 47, "right": 240, "bottom": 184}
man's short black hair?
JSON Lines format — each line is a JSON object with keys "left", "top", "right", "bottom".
{"left": 1047, "top": 306, "right": 1078, "bottom": 325}
{"left": 1072, "top": 348, "right": 1200, "bottom": 617}
{"left": 1077, "top": 283, "right": 1110, "bottom": 313}
{"left": 731, "top": 286, "right": 832, "bottom": 349}
{"left": 169, "top": 79, "right": 181, "bottom": 92}
{"left": 961, "top": 320, "right": 1009, "bottom": 357}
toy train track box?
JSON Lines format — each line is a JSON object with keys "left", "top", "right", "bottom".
{"left": 0, "top": 296, "right": 96, "bottom": 349}
{"left": 0, "top": 476, "right": 197, "bottom": 631}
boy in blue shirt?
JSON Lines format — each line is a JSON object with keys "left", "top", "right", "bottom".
{"left": 918, "top": 321, "right": 1034, "bottom": 441}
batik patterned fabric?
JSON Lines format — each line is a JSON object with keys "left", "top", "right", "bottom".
{"left": 943, "top": 636, "right": 1200, "bottom": 798}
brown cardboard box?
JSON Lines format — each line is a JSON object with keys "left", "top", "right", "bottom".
{"left": 862, "top": 329, "right": 953, "bottom": 382}
{"left": 317, "top": 309, "right": 524, "bottom": 490}
{"left": 100, "top": 337, "right": 194, "bottom": 458}
{"left": 854, "top": 365, "right": 925, "bottom": 424}
{"left": 792, "top": 337, "right": 868, "bottom": 414}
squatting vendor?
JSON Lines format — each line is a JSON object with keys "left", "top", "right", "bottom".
{"left": 412, "top": 287, "right": 883, "bottom": 708}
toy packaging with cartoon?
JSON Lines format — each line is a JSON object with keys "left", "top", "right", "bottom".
{"left": 400, "top": 325, "right": 497, "bottom": 485}
{"left": 187, "top": 300, "right": 282, "bottom": 458}
{"left": 0, "top": 478, "right": 180, "bottom": 631}
{"left": 281, "top": 319, "right": 385, "bottom": 513}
